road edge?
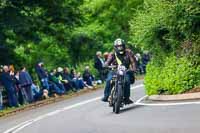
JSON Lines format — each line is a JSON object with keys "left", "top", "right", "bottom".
{"left": 148, "top": 92, "right": 200, "bottom": 101}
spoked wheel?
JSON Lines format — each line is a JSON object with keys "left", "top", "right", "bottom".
{"left": 113, "top": 83, "right": 123, "bottom": 114}
{"left": 109, "top": 87, "right": 114, "bottom": 107}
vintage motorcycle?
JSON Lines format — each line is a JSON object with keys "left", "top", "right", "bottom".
{"left": 108, "top": 65, "right": 132, "bottom": 114}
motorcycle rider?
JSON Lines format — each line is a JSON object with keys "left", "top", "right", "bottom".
{"left": 101, "top": 38, "right": 136, "bottom": 104}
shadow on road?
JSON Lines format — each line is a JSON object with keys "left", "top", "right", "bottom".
{"left": 120, "top": 104, "right": 144, "bottom": 113}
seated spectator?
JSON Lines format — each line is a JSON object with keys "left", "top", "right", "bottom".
{"left": 83, "top": 66, "right": 94, "bottom": 87}
{"left": 19, "top": 67, "right": 34, "bottom": 103}
{"left": 62, "top": 67, "right": 76, "bottom": 92}
{"left": 35, "top": 62, "right": 50, "bottom": 90}
{"left": 75, "top": 72, "right": 86, "bottom": 90}
{"left": 48, "top": 69, "right": 65, "bottom": 95}
{"left": 31, "top": 83, "right": 49, "bottom": 101}
{"left": 70, "top": 69, "right": 90, "bottom": 90}
{"left": 0, "top": 65, "right": 18, "bottom": 107}
{"left": 70, "top": 69, "right": 76, "bottom": 79}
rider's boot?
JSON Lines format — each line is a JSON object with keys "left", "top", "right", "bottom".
{"left": 101, "top": 97, "right": 108, "bottom": 102}
{"left": 124, "top": 97, "right": 133, "bottom": 104}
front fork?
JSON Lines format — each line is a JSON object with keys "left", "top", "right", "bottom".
{"left": 108, "top": 75, "right": 125, "bottom": 107}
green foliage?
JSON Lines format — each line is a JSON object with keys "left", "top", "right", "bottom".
{"left": 78, "top": 0, "right": 143, "bottom": 51}
{"left": 0, "top": 0, "right": 82, "bottom": 68}
{"left": 131, "top": 0, "right": 200, "bottom": 95}
{"left": 145, "top": 56, "right": 200, "bottom": 95}
{"left": 130, "top": 0, "right": 200, "bottom": 54}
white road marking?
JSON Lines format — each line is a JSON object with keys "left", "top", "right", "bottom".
{"left": 3, "top": 84, "right": 144, "bottom": 133}
{"left": 135, "top": 95, "right": 200, "bottom": 106}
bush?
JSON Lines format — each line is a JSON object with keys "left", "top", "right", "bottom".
{"left": 145, "top": 56, "right": 200, "bottom": 95}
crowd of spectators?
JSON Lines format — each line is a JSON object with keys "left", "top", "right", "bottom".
{"left": 0, "top": 63, "right": 96, "bottom": 110}
{"left": 0, "top": 51, "right": 150, "bottom": 110}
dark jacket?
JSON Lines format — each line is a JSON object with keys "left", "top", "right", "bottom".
{"left": 83, "top": 70, "right": 93, "bottom": 81}
{"left": 94, "top": 56, "right": 104, "bottom": 70}
{"left": 105, "top": 49, "right": 136, "bottom": 71}
{"left": 142, "top": 54, "right": 150, "bottom": 65}
{"left": 19, "top": 71, "right": 33, "bottom": 87}
{"left": 35, "top": 65, "right": 47, "bottom": 79}
{"left": 63, "top": 72, "right": 73, "bottom": 82}
{"left": 0, "top": 72, "right": 14, "bottom": 89}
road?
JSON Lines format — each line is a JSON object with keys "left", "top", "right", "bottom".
{"left": 0, "top": 80, "right": 200, "bottom": 133}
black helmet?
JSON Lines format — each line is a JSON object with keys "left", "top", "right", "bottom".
{"left": 114, "top": 38, "right": 125, "bottom": 54}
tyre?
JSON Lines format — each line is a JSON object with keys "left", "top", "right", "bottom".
{"left": 109, "top": 87, "right": 114, "bottom": 107}
{"left": 114, "top": 83, "right": 123, "bottom": 114}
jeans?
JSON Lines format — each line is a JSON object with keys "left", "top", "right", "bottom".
{"left": 17, "top": 88, "right": 26, "bottom": 105}
{"left": 85, "top": 77, "right": 93, "bottom": 86}
{"left": 76, "top": 79, "right": 85, "bottom": 89}
{"left": 23, "top": 85, "right": 34, "bottom": 103}
{"left": 50, "top": 83, "right": 65, "bottom": 95}
{"left": 103, "top": 71, "right": 131, "bottom": 99}
{"left": 32, "top": 85, "right": 43, "bottom": 101}
{"left": 6, "top": 86, "right": 18, "bottom": 107}
{"left": 56, "top": 83, "right": 65, "bottom": 94}
{"left": 73, "top": 79, "right": 85, "bottom": 90}
{"left": 41, "top": 78, "right": 49, "bottom": 90}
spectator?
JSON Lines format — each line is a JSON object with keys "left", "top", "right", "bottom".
{"left": 141, "top": 51, "right": 151, "bottom": 74}
{"left": 62, "top": 67, "right": 76, "bottom": 92}
{"left": 9, "top": 64, "right": 15, "bottom": 77}
{"left": 56, "top": 67, "right": 72, "bottom": 92}
{"left": 0, "top": 65, "right": 18, "bottom": 107}
{"left": 14, "top": 71, "right": 27, "bottom": 105}
{"left": 94, "top": 51, "right": 105, "bottom": 82}
{"left": 135, "top": 53, "right": 143, "bottom": 74}
{"left": 69, "top": 69, "right": 83, "bottom": 91}
{"left": 83, "top": 66, "right": 94, "bottom": 87}
{"left": 77, "top": 72, "right": 93, "bottom": 89}
{"left": 31, "top": 83, "right": 49, "bottom": 101}
{"left": 35, "top": 62, "right": 49, "bottom": 90}
{"left": 19, "top": 67, "right": 34, "bottom": 103}
{"left": 70, "top": 69, "right": 76, "bottom": 79}
{"left": 103, "top": 52, "right": 109, "bottom": 62}
{"left": 48, "top": 69, "right": 65, "bottom": 95}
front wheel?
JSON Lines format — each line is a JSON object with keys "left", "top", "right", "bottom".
{"left": 113, "top": 83, "right": 123, "bottom": 114}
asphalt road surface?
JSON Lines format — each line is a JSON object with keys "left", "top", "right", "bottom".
{"left": 1, "top": 80, "right": 200, "bottom": 133}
